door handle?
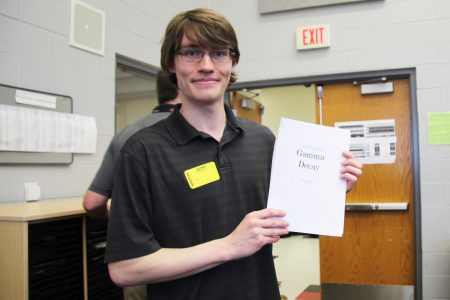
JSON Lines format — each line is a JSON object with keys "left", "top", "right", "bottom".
{"left": 345, "top": 202, "right": 408, "bottom": 211}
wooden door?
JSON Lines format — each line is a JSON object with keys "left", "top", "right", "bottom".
{"left": 231, "top": 91, "right": 263, "bottom": 124}
{"left": 317, "top": 79, "right": 415, "bottom": 291}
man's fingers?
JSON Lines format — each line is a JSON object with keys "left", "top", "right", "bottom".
{"left": 263, "top": 227, "right": 290, "bottom": 237}
{"left": 250, "top": 208, "right": 286, "bottom": 219}
{"left": 341, "top": 165, "right": 362, "bottom": 178}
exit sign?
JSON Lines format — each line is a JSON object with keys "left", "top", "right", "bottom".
{"left": 296, "top": 24, "right": 330, "bottom": 50}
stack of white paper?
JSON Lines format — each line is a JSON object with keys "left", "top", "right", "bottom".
{"left": 0, "top": 104, "right": 97, "bottom": 154}
{"left": 267, "top": 118, "right": 350, "bottom": 237}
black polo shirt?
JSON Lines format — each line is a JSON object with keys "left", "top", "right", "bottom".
{"left": 106, "top": 104, "right": 280, "bottom": 300}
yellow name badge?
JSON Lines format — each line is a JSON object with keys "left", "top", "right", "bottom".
{"left": 184, "top": 162, "right": 220, "bottom": 189}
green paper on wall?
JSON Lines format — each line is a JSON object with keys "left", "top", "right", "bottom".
{"left": 428, "top": 111, "right": 450, "bottom": 145}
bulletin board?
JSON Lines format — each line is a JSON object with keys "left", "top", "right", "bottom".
{"left": 0, "top": 84, "right": 73, "bottom": 164}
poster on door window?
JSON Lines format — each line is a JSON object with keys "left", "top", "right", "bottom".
{"left": 334, "top": 119, "right": 396, "bottom": 164}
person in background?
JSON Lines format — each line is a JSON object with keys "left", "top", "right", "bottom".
{"left": 83, "top": 71, "right": 180, "bottom": 219}
{"left": 83, "top": 71, "right": 180, "bottom": 300}
{"left": 105, "top": 8, "right": 362, "bottom": 300}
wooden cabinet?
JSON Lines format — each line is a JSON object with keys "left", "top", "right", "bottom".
{"left": 0, "top": 198, "right": 122, "bottom": 300}
{"left": 85, "top": 218, "right": 123, "bottom": 299}
{"left": 29, "top": 217, "right": 84, "bottom": 299}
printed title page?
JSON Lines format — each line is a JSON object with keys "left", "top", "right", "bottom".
{"left": 267, "top": 118, "right": 350, "bottom": 236}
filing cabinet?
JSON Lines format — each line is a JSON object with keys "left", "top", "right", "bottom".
{"left": 0, "top": 198, "right": 122, "bottom": 300}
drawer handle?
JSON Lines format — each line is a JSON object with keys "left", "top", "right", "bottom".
{"left": 94, "top": 241, "right": 107, "bottom": 249}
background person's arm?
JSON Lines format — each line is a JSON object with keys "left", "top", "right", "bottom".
{"left": 83, "top": 190, "right": 110, "bottom": 219}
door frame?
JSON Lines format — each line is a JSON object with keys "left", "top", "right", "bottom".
{"left": 115, "top": 54, "right": 160, "bottom": 133}
{"left": 228, "top": 68, "right": 422, "bottom": 300}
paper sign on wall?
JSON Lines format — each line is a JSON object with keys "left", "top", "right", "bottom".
{"left": 16, "top": 89, "right": 57, "bottom": 109}
{"left": 0, "top": 104, "right": 97, "bottom": 153}
{"left": 428, "top": 111, "right": 450, "bottom": 145}
{"left": 335, "top": 119, "right": 396, "bottom": 164}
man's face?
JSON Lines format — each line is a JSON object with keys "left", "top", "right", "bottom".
{"left": 171, "top": 34, "right": 234, "bottom": 106}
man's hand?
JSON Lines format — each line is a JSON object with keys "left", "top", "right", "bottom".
{"left": 341, "top": 150, "right": 363, "bottom": 192}
{"left": 223, "top": 208, "right": 289, "bottom": 260}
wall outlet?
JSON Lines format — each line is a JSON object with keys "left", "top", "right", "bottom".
{"left": 25, "top": 182, "right": 41, "bottom": 202}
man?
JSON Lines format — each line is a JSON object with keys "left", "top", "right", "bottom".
{"left": 83, "top": 71, "right": 180, "bottom": 300}
{"left": 83, "top": 71, "right": 180, "bottom": 218}
{"left": 105, "top": 8, "right": 362, "bottom": 300}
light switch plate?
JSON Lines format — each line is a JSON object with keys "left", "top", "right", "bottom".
{"left": 25, "top": 182, "right": 41, "bottom": 202}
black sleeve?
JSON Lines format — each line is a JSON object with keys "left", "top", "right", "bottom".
{"left": 105, "top": 143, "right": 161, "bottom": 263}
{"left": 88, "top": 141, "right": 115, "bottom": 197}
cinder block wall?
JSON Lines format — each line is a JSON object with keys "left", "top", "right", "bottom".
{"left": 211, "top": 1, "right": 450, "bottom": 299}
{"left": 0, "top": 0, "right": 449, "bottom": 299}
{"left": 0, "top": 0, "right": 204, "bottom": 201}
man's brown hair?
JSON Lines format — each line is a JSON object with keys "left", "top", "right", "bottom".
{"left": 160, "top": 8, "right": 240, "bottom": 85}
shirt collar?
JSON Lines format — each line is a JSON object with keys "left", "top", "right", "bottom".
{"left": 166, "top": 104, "right": 244, "bottom": 146}
{"left": 152, "top": 103, "right": 177, "bottom": 113}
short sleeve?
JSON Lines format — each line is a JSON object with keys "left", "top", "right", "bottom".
{"left": 105, "top": 144, "right": 161, "bottom": 263}
{"left": 88, "top": 142, "right": 115, "bottom": 197}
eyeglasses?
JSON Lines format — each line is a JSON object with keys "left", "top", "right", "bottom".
{"left": 176, "top": 48, "right": 234, "bottom": 63}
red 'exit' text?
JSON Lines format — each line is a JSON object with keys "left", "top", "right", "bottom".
{"left": 296, "top": 24, "right": 330, "bottom": 50}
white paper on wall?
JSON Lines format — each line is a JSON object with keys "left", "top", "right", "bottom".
{"left": 335, "top": 119, "right": 396, "bottom": 164}
{"left": 15, "top": 89, "right": 57, "bottom": 109}
{"left": 0, "top": 104, "right": 97, "bottom": 153}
